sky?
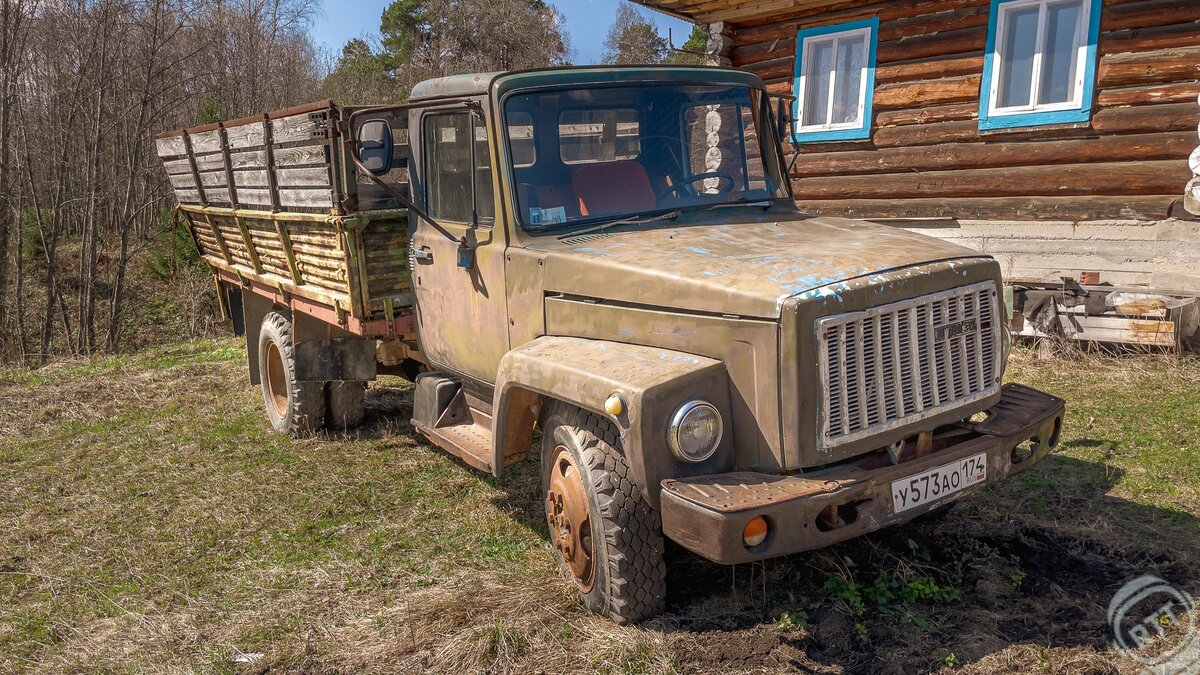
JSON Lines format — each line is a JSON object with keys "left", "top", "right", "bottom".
{"left": 312, "top": 0, "right": 693, "bottom": 65}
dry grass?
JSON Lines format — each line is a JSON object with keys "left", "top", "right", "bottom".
{"left": 1, "top": 340, "right": 1198, "bottom": 673}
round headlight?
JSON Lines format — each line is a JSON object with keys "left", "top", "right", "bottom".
{"left": 668, "top": 401, "right": 723, "bottom": 463}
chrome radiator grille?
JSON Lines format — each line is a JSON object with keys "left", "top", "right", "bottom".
{"left": 817, "top": 281, "right": 1001, "bottom": 448}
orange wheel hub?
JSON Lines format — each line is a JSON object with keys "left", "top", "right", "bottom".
{"left": 264, "top": 340, "right": 288, "bottom": 418}
{"left": 546, "top": 446, "right": 594, "bottom": 592}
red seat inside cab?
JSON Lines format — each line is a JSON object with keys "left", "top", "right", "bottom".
{"left": 572, "top": 160, "right": 657, "bottom": 217}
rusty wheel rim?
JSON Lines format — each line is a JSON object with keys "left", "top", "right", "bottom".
{"left": 546, "top": 445, "right": 594, "bottom": 592}
{"left": 264, "top": 340, "right": 289, "bottom": 419}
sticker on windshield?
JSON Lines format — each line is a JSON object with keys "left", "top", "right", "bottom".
{"left": 530, "top": 206, "right": 566, "bottom": 226}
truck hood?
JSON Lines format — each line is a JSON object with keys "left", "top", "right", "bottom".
{"left": 539, "top": 214, "right": 984, "bottom": 319}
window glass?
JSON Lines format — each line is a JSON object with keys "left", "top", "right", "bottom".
{"left": 507, "top": 111, "right": 536, "bottom": 168}
{"left": 682, "top": 103, "right": 768, "bottom": 194}
{"left": 559, "top": 109, "right": 640, "bottom": 164}
{"left": 793, "top": 20, "right": 877, "bottom": 142}
{"left": 993, "top": 0, "right": 1086, "bottom": 112}
{"left": 473, "top": 122, "right": 494, "bottom": 221}
{"left": 833, "top": 35, "right": 866, "bottom": 124}
{"left": 1040, "top": 1, "right": 1082, "bottom": 104}
{"left": 802, "top": 40, "right": 834, "bottom": 127}
{"left": 997, "top": 5, "right": 1039, "bottom": 108}
{"left": 504, "top": 84, "right": 789, "bottom": 234}
{"left": 423, "top": 112, "right": 494, "bottom": 224}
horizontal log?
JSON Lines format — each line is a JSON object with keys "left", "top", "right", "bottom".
{"left": 1102, "top": 0, "right": 1200, "bottom": 33}
{"left": 1101, "top": 21, "right": 1200, "bottom": 55}
{"left": 793, "top": 160, "right": 1190, "bottom": 199}
{"left": 875, "top": 102, "right": 977, "bottom": 127}
{"left": 734, "top": 0, "right": 984, "bottom": 45}
{"left": 791, "top": 132, "right": 1196, "bottom": 177}
{"left": 872, "top": 120, "right": 980, "bottom": 147}
{"left": 874, "top": 74, "right": 981, "bottom": 110}
{"left": 876, "top": 26, "right": 986, "bottom": 64}
{"left": 875, "top": 54, "right": 984, "bottom": 85}
{"left": 743, "top": 56, "right": 792, "bottom": 81}
{"left": 794, "top": 195, "right": 1178, "bottom": 221}
{"left": 1098, "top": 46, "right": 1200, "bottom": 88}
{"left": 867, "top": 101, "right": 1200, "bottom": 147}
{"left": 1091, "top": 101, "right": 1200, "bottom": 134}
{"left": 1096, "top": 81, "right": 1200, "bottom": 107}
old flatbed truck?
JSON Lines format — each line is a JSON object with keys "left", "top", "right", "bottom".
{"left": 156, "top": 66, "right": 1065, "bottom": 623}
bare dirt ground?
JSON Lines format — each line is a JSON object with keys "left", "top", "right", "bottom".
{"left": 1, "top": 340, "right": 1198, "bottom": 673}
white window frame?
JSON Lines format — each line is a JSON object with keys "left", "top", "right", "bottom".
{"left": 795, "top": 25, "right": 873, "bottom": 135}
{"left": 790, "top": 18, "right": 878, "bottom": 143}
{"left": 987, "top": 0, "right": 1091, "bottom": 119}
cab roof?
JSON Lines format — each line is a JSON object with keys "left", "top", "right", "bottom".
{"left": 406, "top": 65, "right": 766, "bottom": 101}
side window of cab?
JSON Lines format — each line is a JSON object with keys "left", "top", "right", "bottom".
{"left": 423, "top": 110, "right": 495, "bottom": 225}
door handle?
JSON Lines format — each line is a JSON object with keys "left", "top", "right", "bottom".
{"left": 412, "top": 246, "right": 433, "bottom": 264}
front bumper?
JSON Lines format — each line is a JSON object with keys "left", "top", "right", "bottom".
{"left": 659, "top": 384, "right": 1065, "bottom": 565}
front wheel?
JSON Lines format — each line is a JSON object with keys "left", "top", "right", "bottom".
{"left": 541, "top": 402, "right": 667, "bottom": 624}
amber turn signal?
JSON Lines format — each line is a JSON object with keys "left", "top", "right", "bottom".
{"left": 604, "top": 393, "right": 624, "bottom": 416}
{"left": 742, "top": 516, "right": 768, "bottom": 548}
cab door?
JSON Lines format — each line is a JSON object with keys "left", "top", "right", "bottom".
{"left": 409, "top": 106, "right": 509, "bottom": 382}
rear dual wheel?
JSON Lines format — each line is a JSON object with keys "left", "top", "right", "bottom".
{"left": 259, "top": 311, "right": 366, "bottom": 435}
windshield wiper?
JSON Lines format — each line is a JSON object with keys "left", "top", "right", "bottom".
{"left": 556, "top": 209, "right": 682, "bottom": 239}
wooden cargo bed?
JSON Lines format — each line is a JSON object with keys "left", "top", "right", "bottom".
{"left": 155, "top": 101, "right": 413, "bottom": 337}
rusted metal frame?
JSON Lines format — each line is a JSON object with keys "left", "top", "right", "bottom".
{"left": 325, "top": 101, "right": 346, "bottom": 216}
{"left": 156, "top": 100, "right": 336, "bottom": 140}
{"left": 219, "top": 122, "right": 263, "bottom": 276}
{"left": 214, "top": 267, "right": 413, "bottom": 338}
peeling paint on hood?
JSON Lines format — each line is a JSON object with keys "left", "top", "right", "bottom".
{"left": 537, "top": 214, "right": 986, "bottom": 319}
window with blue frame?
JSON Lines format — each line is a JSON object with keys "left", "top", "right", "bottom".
{"left": 980, "top": 0, "right": 1101, "bottom": 130}
{"left": 791, "top": 18, "right": 879, "bottom": 143}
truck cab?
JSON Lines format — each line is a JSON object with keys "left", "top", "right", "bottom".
{"left": 159, "top": 66, "right": 1065, "bottom": 624}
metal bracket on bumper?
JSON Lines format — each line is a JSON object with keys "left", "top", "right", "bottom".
{"left": 659, "top": 384, "right": 1065, "bottom": 565}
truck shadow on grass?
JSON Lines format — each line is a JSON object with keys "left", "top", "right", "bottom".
{"left": 654, "top": 451, "right": 1200, "bottom": 674}
{"left": 358, "top": 387, "right": 1197, "bottom": 673}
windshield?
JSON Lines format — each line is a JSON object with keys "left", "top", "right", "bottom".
{"left": 503, "top": 83, "right": 790, "bottom": 234}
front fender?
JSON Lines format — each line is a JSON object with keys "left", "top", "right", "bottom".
{"left": 491, "top": 336, "right": 733, "bottom": 508}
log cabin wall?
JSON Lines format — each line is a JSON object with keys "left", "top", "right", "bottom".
{"left": 649, "top": 0, "right": 1200, "bottom": 290}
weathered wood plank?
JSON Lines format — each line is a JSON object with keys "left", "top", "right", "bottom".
{"left": 155, "top": 136, "right": 187, "bottom": 158}
{"left": 794, "top": 160, "right": 1190, "bottom": 199}
{"left": 225, "top": 122, "right": 265, "bottom": 150}
{"left": 271, "top": 111, "right": 327, "bottom": 144}
{"left": 189, "top": 129, "right": 222, "bottom": 154}
{"left": 231, "top": 168, "right": 329, "bottom": 190}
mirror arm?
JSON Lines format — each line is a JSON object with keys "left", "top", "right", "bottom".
{"left": 348, "top": 150, "right": 463, "bottom": 245}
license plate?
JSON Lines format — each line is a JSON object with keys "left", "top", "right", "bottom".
{"left": 891, "top": 453, "right": 987, "bottom": 514}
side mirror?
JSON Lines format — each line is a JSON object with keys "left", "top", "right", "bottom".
{"left": 356, "top": 119, "right": 394, "bottom": 176}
